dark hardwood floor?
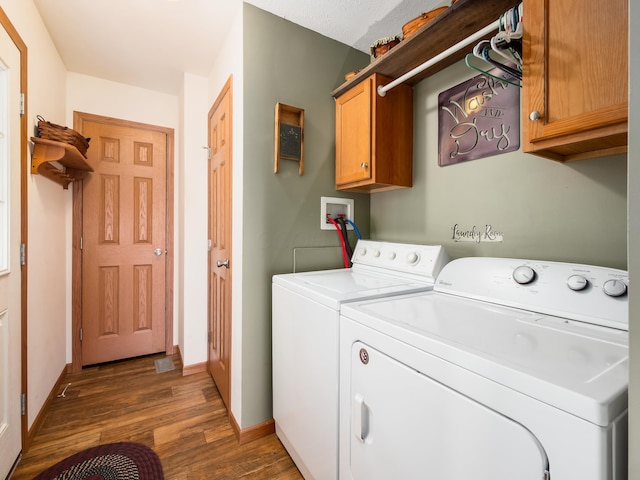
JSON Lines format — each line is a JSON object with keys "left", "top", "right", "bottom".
{"left": 11, "top": 353, "right": 303, "bottom": 479}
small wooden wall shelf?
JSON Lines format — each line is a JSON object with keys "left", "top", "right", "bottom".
{"left": 274, "top": 103, "right": 304, "bottom": 175}
{"left": 31, "top": 137, "right": 93, "bottom": 189}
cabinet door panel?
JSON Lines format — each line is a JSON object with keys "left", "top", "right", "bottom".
{"left": 336, "top": 80, "right": 372, "bottom": 186}
{"left": 523, "top": 0, "right": 627, "bottom": 160}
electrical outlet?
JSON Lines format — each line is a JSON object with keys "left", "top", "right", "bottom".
{"left": 321, "top": 196, "right": 354, "bottom": 230}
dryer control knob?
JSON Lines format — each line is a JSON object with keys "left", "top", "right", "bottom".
{"left": 406, "top": 252, "right": 419, "bottom": 265}
{"left": 372, "top": 249, "right": 381, "bottom": 258}
{"left": 567, "top": 275, "right": 588, "bottom": 291}
{"left": 513, "top": 265, "right": 536, "bottom": 284}
{"left": 603, "top": 279, "right": 627, "bottom": 297}
{"left": 388, "top": 251, "right": 397, "bottom": 260}
{"left": 359, "top": 248, "right": 367, "bottom": 256}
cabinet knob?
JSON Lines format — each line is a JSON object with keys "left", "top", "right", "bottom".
{"left": 361, "top": 162, "right": 368, "bottom": 169}
{"left": 529, "top": 110, "right": 541, "bottom": 121}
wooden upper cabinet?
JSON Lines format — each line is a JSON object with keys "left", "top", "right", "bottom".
{"left": 335, "top": 73, "right": 413, "bottom": 192}
{"left": 522, "top": 0, "right": 628, "bottom": 161}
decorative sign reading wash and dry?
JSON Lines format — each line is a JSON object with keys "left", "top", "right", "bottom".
{"left": 438, "top": 68, "right": 520, "bottom": 166}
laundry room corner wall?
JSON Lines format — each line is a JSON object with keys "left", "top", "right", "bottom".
{"left": 240, "top": 3, "right": 370, "bottom": 428}
{"left": 370, "top": 60, "right": 627, "bottom": 270}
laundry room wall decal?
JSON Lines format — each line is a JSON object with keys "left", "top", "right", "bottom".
{"left": 451, "top": 224, "right": 504, "bottom": 243}
{"left": 438, "top": 68, "right": 520, "bottom": 167}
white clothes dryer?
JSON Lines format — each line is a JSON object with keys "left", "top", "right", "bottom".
{"left": 272, "top": 240, "right": 449, "bottom": 480}
{"left": 339, "top": 257, "right": 628, "bottom": 480}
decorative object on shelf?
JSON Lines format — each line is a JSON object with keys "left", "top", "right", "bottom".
{"left": 402, "top": 6, "right": 449, "bottom": 40}
{"left": 30, "top": 137, "right": 93, "bottom": 189}
{"left": 370, "top": 36, "right": 401, "bottom": 59}
{"left": 345, "top": 69, "right": 361, "bottom": 81}
{"left": 274, "top": 103, "right": 304, "bottom": 175}
{"left": 438, "top": 67, "right": 520, "bottom": 166}
{"left": 36, "top": 115, "right": 91, "bottom": 157}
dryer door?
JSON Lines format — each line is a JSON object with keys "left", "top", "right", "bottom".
{"left": 347, "top": 341, "right": 549, "bottom": 480}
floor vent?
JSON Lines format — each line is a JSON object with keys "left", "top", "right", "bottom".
{"left": 154, "top": 357, "right": 175, "bottom": 374}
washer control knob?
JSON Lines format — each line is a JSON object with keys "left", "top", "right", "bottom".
{"left": 359, "top": 248, "right": 367, "bottom": 256}
{"left": 406, "top": 252, "right": 419, "bottom": 265}
{"left": 567, "top": 275, "right": 588, "bottom": 291}
{"left": 513, "top": 265, "right": 536, "bottom": 285}
{"left": 372, "top": 249, "right": 380, "bottom": 258}
{"left": 388, "top": 251, "right": 397, "bottom": 260}
{"left": 603, "top": 279, "right": 627, "bottom": 297}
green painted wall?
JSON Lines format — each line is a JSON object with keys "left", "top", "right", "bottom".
{"left": 371, "top": 61, "right": 627, "bottom": 269}
{"left": 241, "top": 4, "right": 370, "bottom": 426}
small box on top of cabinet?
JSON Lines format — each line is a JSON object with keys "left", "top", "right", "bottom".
{"left": 334, "top": 73, "right": 413, "bottom": 192}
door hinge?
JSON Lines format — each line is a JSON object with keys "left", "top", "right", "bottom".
{"left": 207, "top": 331, "right": 211, "bottom": 344}
{"left": 19, "top": 93, "right": 24, "bottom": 115}
{"left": 203, "top": 146, "right": 211, "bottom": 160}
{"left": 20, "top": 393, "right": 26, "bottom": 415}
{"left": 20, "top": 243, "right": 25, "bottom": 266}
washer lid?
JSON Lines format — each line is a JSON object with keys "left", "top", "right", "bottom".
{"left": 272, "top": 241, "right": 449, "bottom": 309}
{"left": 273, "top": 268, "right": 433, "bottom": 309}
{"left": 341, "top": 291, "right": 628, "bottom": 426}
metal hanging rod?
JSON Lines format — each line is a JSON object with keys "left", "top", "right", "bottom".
{"left": 377, "top": 21, "right": 498, "bottom": 97}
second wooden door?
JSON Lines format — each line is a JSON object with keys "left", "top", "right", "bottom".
{"left": 80, "top": 115, "right": 168, "bottom": 366}
{"left": 208, "top": 78, "right": 232, "bottom": 409}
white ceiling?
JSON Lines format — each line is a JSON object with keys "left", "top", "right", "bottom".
{"left": 33, "top": 0, "right": 444, "bottom": 95}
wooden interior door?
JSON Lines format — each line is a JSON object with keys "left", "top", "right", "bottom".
{"left": 79, "top": 116, "right": 168, "bottom": 366}
{"left": 208, "top": 77, "right": 232, "bottom": 408}
{"left": 0, "top": 13, "right": 24, "bottom": 477}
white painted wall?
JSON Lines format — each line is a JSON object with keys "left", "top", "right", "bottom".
{"left": 207, "top": 4, "right": 244, "bottom": 424}
{"left": 66, "top": 73, "right": 180, "bottom": 129}
{"left": 177, "top": 72, "right": 209, "bottom": 367}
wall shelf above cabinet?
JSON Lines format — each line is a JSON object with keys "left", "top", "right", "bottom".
{"left": 31, "top": 137, "right": 93, "bottom": 189}
{"left": 331, "top": 0, "right": 518, "bottom": 98}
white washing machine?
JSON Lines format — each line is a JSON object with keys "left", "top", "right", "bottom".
{"left": 272, "top": 240, "right": 449, "bottom": 480}
{"left": 339, "top": 257, "right": 628, "bottom": 480}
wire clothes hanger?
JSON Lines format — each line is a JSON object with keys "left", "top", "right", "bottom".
{"left": 465, "top": 2, "right": 523, "bottom": 86}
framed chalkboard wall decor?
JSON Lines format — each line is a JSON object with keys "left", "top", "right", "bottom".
{"left": 274, "top": 103, "right": 305, "bottom": 175}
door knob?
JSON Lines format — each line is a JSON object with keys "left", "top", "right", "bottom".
{"left": 154, "top": 248, "right": 163, "bottom": 256}
{"left": 216, "top": 259, "right": 230, "bottom": 268}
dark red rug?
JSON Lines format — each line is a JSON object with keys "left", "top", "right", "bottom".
{"left": 33, "top": 442, "right": 164, "bottom": 480}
